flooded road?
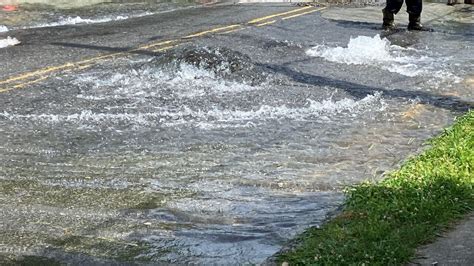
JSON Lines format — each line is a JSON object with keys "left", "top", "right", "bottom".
{"left": 0, "top": 3, "right": 473, "bottom": 264}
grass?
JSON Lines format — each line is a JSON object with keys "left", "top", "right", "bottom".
{"left": 278, "top": 111, "right": 474, "bottom": 265}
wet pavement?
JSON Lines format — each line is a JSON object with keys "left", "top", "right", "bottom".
{"left": 0, "top": 2, "right": 473, "bottom": 264}
{"left": 0, "top": 0, "right": 205, "bottom": 31}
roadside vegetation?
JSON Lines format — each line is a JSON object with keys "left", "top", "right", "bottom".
{"left": 278, "top": 111, "right": 473, "bottom": 265}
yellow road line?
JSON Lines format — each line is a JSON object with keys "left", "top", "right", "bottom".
{"left": 0, "top": 53, "right": 125, "bottom": 86}
{"left": 0, "top": 76, "right": 49, "bottom": 93}
{"left": 247, "top": 6, "right": 312, "bottom": 24}
{"left": 75, "top": 64, "right": 94, "bottom": 71}
{"left": 136, "top": 40, "right": 177, "bottom": 50}
{"left": 0, "top": 86, "right": 11, "bottom": 93}
{"left": 152, "top": 44, "right": 178, "bottom": 52}
{"left": 281, "top": 7, "right": 327, "bottom": 20}
{"left": 0, "top": 87, "right": 12, "bottom": 93}
{"left": 256, "top": 20, "right": 277, "bottom": 27}
{"left": 0, "top": 42, "right": 173, "bottom": 86}
{"left": 219, "top": 26, "right": 245, "bottom": 34}
{"left": 183, "top": 24, "right": 241, "bottom": 38}
{"left": 0, "top": 63, "right": 75, "bottom": 85}
{"left": 12, "top": 76, "right": 49, "bottom": 89}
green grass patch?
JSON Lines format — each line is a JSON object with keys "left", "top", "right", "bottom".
{"left": 278, "top": 111, "right": 474, "bottom": 265}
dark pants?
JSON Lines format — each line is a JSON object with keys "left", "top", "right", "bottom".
{"left": 384, "top": 0, "right": 422, "bottom": 16}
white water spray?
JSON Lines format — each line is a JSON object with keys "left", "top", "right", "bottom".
{"left": 0, "top": 36, "right": 20, "bottom": 48}
{"left": 307, "top": 34, "right": 461, "bottom": 81}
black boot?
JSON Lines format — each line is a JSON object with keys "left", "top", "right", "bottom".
{"left": 382, "top": 9, "right": 395, "bottom": 30}
{"left": 408, "top": 14, "right": 424, "bottom": 31}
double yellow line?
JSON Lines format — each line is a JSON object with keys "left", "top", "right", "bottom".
{"left": 0, "top": 5, "right": 327, "bottom": 94}
{"left": 249, "top": 5, "right": 313, "bottom": 24}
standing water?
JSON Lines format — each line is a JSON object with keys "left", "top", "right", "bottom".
{"left": 0, "top": 5, "right": 473, "bottom": 264}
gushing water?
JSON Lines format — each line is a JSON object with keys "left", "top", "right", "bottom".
{"left": 307, "top": 34, "right": 461, "bottom": 82}
{"left": 0, "top": 36, "right": 20, "bottom": 48}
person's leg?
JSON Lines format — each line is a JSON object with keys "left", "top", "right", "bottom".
{"left": 406, "top": 0, "right": 424, "bottom": 30}
{"left": 382, "top": 0, "right": 404, "bottom": 30}
{"left": 384, "top": 0, "right": 405, "bottom": 14}
{"left": 406, "top": 0, "right": 423, "bottom": 15}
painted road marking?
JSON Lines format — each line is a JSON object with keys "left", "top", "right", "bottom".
{"left": 0, "top": 76, "right": 49, "bottom": 93}
{"left": 0, "top": 42, "right": 173, "bottom": 86}
{"left": 247, "top": 6, "right": 312, "bottom": 24}
{"left": 74, "top": 64, "right": 94, "bottom": 71}
{"left": 281, "top": 7, "right": 327, "bottom": 20}
{"left": 183, "top": 24, "right": 241, "bottom": 38}
{"left": 136, "top": 40, "right": 177, "bottom": 51}
{"left": 0, "top": 63, "right": 74, "bottom": 85}
{"left": 152, "top": 44, "right": 179, "bottom": 52}
{"left": 219, "top": 26, "right": 245, "bottom": 35}
{"left": 256, "top": 20, "right": 277, "bottom": 27}
{"left": 0, "top": 6, "right": 327, "bottom": 93}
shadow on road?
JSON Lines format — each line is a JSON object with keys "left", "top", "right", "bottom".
{"left": 330, "top": 20, "right": 381, "bottom": 30}
{"left": 51, "top": 42, "right": 168, "bottom": 57}
{"left": 261, "top": 63, "right": 473, "bottom": 113}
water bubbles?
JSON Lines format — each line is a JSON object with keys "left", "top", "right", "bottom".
{"left": 0, "top": 44, "right": 388, "bottom": 131}
{"left": 150, "top": 46, "right": 267, "bottom": 85}
{"left": 0, "top": 36, "right": 20, "bottom": 48}
{"left": 0, "top": 25, "right": 9, "bottom": 33}
{"left": 306, "top": 34, "right": 461, "bottom": 82}
{"left": 1, "top": 91, "right": 384, "bottom": 129}
{"left": 307, "top": 35, "right": 393, "bottom": 65}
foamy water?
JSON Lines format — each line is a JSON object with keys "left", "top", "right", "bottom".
{"left": 0, "top": 93, "right": 383, "bottom": 129}
{"left": 0, "top": 25, "right": 8, "bottom": 33}
{"left": 1, "top": 62, "right": 384, "bottom": 129}
{"left": 75, "top": 63, "right": 260, "bottom": 100}
{"left": 306, "top": 34, "right": 461, "bottom": 82}
{"left": 0, "top": 36, "right": 20, "bottom": 48}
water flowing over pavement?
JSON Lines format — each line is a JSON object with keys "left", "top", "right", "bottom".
{"left": 0, "top": 2, "right": 473, "bottom": 264}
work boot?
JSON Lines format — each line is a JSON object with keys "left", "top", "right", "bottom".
{"left": 382, "top": 9, "right": 395, "bottom": 30}
{"left": 407, "top": 14, "right": 424, "bottom": 31}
